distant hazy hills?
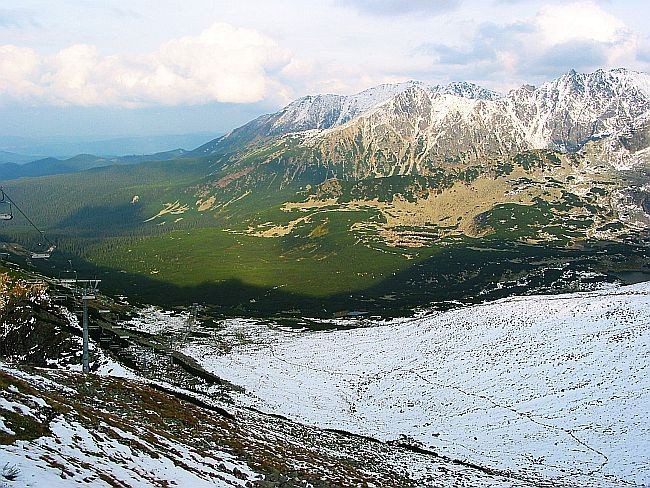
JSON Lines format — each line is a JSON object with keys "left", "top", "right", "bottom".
{"left": 0, "top": 132, "right": 218, "bottom": 181}
{"left": 0, "top": 149, "right": 188, "bottom": 180}
{"left": 0, "top": 133, "right": 217, "bottom": 158}
{"left": 0, "top": 150, "right": 39, "bottom": 165}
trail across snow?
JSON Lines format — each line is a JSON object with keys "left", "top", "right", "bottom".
{"left": 186, "top": 283, "right": 650, "bottom": 487}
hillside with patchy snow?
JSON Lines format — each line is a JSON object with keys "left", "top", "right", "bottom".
{"left": 180, "top": 282, "right": 650, "bottom": 488}
{"left": 196, "top": 68, "right": 650, "bottom": 176}
{"left": 0, "top": 266, "right": 545, "bottom": 487}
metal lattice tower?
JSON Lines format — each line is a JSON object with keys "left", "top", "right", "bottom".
{"left": 60, "top": 278, "right": 100, "bottom": 373}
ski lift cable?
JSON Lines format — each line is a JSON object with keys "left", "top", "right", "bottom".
{"left": 0, "top": 186, "right": 56, "bottom": 250}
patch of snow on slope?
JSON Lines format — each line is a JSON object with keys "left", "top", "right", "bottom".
{"left": 119, "top": 306, "right": 189, "bottom": 334}
{"left": 187, "top": 282, "right": 650, "bottom": 488}
{"left": 0, "top": 417, "right": 253, "bottom": 487}
{"left": 0, "top": 362, "right": 258, "bottom": 487}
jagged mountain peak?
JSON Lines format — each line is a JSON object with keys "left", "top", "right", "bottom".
{"left": 539, "top": 67, "right": 650, "bottom": 97}
{"left": 205, "top": 80, "right": 499, "bottom": 142}
{"left": 296, "top": 67, "right": 650, "bottom": 177}
{"left": 195, "top": 68, "right": 649, "bottom": 162}
{"left": 269, "top": 81, "right": 423, "bottom": 134}
{"left": 276, "top": 80, "right": 501, "bottom": 131}
{"left": 431, "top": 81, "right": 503, "bottom": 101}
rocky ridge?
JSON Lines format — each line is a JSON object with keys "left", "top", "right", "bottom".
{"left": 196, "top": 68, "right": 649, "bottom": 178}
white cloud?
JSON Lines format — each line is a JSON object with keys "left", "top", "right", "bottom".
{"left": 419, "top": 1, "right": 649, "bottom": 89}
{"left": 0, "top": 45, "right": 43, "bottom": 99}
{"left": 0, "top": 2, "right": 648, "bottom": 111}
{"left": 530, "top": 2, "right": 644, "bottom": 76}
{"left": 0, "top": 22, "right": 293, "bottom": 107}
{"left": 536, "top": 2, "right": 627, "bottom": 45}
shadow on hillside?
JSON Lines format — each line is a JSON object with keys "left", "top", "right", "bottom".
{"left": 15, "top": 235, "right": 650, "bottom": 322}
{"left": 55, "top": 203, "right": 150, "bottom": 236}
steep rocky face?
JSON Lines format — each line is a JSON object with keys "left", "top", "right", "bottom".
{"left": 193, "top": 82, "right": 423, "bottom": 156}
{"left": 0, "top": 275, "right": 80, "bottom": 368}
{"left": 0, "top": 299, "right": 79, "bottom": 367}
{"left": 304, "top": 69, "right": 650, "bottom": 179}
{"left": 194, "top": 69, "right": 649, "bottom": 185}
{"left": 194, "top": 80, "right": 504, "bottom": 158}
{"left": 309, "top": 86, "right": 519, "bottom": 178}
{"left": 503, "top": 68, "right": 650, "bottom": 151}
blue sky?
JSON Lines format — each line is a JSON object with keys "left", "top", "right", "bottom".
{"left": 0, "top": 0, "right": 648, "bottom": 139}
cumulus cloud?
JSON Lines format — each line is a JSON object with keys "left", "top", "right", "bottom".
{"left": 0, "top": 22, "right": 293, "bottom": 107}
{"left": 536, "top": 2, "right": 626, "bottom": 45}
{"left": 0, "top": 45, "right": 43, "bottom": 99}
{"left": 420, "top": 1, "right": 647, "bottom": 85}
{"left": 341, "top": 0, "right": 460, "bottom": 16}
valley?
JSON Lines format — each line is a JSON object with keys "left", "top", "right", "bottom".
{"left": 0, "top": 66, "right": 648, "bottom": 487}
{"left": 1, "top": 69, "right": 648, "bottom": 317}
{"left": 0, "top": 262, "right": 556, "bottom": 487}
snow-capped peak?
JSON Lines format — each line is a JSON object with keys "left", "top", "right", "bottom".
{"left": 267, "top": 80, "right": 502, "bottom": 135}
{"left": 197, "top": 68, "right": 649, "bottom": 161}
{"left": 270, "top": 81, "right": 425, "bottom": 133}
{"left": 430, "top": 81, "right": 503, "bottom": 100}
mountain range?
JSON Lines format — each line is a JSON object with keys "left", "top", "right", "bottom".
{"left": 197, "top": 68, "right": 649, "bottom": 171}
{"left": 0, "top": 68, "right": 648, "bottom": 315}
{"left": 185, "top": 68, "right": 649, "bottom": 248}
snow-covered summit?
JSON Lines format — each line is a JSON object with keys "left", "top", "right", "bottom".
{"left": 269, "top": 80, "right": 501, "bottom": 135}
{"left": 196, "top": 68, "right": 650, "bottom": 166}
{"left": 269, "top": 81, "right": 421, "bottom": 134}
{"left": 430, "top": 80, "right": 502, "bottom": 100}
{"left": 278, "top": 68, "right": 648, "bottom": 143}
{"left": 503, "top": 68, "right": 650, "bottom": 150}
{"left": 305, "top": 67, "right": 650, "bottom": 169}
{"left": 254, "top": 68, "right": 649, "bottom": 143}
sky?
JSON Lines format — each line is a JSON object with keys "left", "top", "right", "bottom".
{"left": 0, "top": 0, "right": 649, "bottom": 140}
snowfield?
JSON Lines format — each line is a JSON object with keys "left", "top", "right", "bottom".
{"left": 185, "top": 282, "right": 650, "bottom": 487}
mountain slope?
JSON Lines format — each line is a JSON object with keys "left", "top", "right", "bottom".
{"left": 0, "top": 264, "right": 537, "bottom": 487}
{"left": 198, "top": 68, "right": 649, "bottom": 182}
{"left": 178, "top": 68, "right": 650, "bottom": 267}
{"left": 180, "top": 282, "right": 650, "bottom": 488}
{"left": 193, "top": 80, "right": 502, "bottom": 157}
